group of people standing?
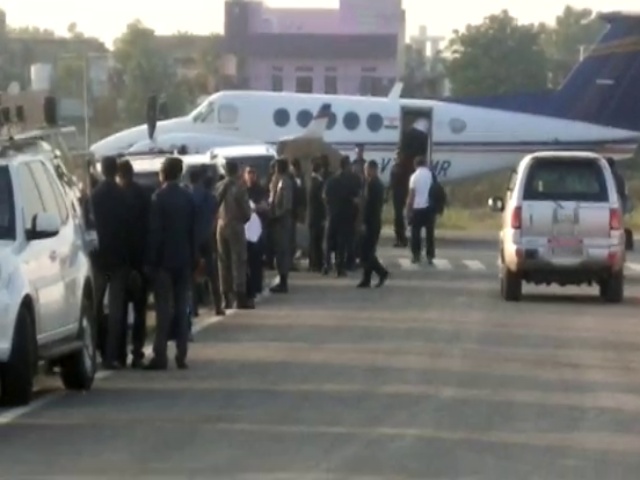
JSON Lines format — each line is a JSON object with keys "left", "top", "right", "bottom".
{"left": 306, "top": 145, "right": 389, "bottom": 287}
{"left": 88, "top": 141, "right": 441, "bottom": 371}
{"left": 88, "top": 154, "right": 299, "bottom": 371}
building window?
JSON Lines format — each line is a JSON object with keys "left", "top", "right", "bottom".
{"left": 324, "top": 76, "right": 338, "bottom": 94}
{"left": 366, "top": 113, "right": 383, "bottom": 132}
{"left": 295, "top": 66, "right": 314, "bottom": 73}
{"left": 359, "top": 76, "right": 374, "bottom": 96}
{"left": 361, "top": 66, "right": 377, "bottom": 74}
{"left": 343, "top": 111, "right": 360, "bottom": 131}
{"left": 273, "top": 108, "right": 290, "bottom": 127}
{"left": 325, "top": 66, "right": 337, "bottom": 73}
{"left": 296, "top": 109, "right": 313, "bottom": 128}
{"left": 296, "top": 76, "right": 313, "bottom": 93}
{"left": 271, "top": 74, "right": 283, "bottom": 92}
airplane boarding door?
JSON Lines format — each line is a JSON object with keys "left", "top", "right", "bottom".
{"left": 399, "top": 106, "right": 434, "bottom": 172}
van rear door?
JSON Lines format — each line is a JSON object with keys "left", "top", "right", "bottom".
{"left": 520, "top": 157, "right": 612, "bottom": 247}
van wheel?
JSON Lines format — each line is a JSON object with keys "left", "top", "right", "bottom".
{"left": 500, "top": 265, "right": 522, "bottom": 302}
{"left": 625, "top": 228, "right": 634, "bottom": 251}
{"left": 0, "top": 308, "right": 36, "bottom": 407}
{"left": 600, "top": 271, "right": 624, "bottom": 303}
{"left": 60, "top": 297, "right": 97, "bottom": 391}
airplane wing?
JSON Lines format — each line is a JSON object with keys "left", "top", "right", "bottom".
{"left": 299, "top": 103, "right": 332, "bottom": 138}
{"left": 388, "top": 82, "right": 404, "bottom": 99}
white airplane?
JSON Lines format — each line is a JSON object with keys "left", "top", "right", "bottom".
{"left": 91, "top": 88, "right": 639, "bottom": 186}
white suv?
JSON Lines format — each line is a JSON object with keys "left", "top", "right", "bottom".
{"left": 0, "top": 141, "right": 97, "bottom": 406}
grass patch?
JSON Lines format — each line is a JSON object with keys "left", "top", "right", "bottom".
{"left": 382, "top": 161, "right": 640, "bottom": 232}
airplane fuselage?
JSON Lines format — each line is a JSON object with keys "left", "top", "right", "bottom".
{"left": 91, "top": 90, "right": 640, "bottom": 186}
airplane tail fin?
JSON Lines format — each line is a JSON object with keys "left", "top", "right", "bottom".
{"left": 300, "top": 103, "right": 332, "bottom": 138}
{"left": 388, "top": 82, "right": 404, "bottom": 99}
{"left": 548, "top": 12, "right": 640, "bottom": 131}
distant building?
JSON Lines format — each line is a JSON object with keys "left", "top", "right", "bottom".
{"left": 223, "top": 0, "right": 405, "bottom": 96}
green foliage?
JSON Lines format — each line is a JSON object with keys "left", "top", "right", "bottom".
{"left": 539, "top": 6, "right": 604, "bottom": 87}
{"left": 112, "top": 20, "right": 182, "bottom": 124}
{"left": 445, "top": 10, "right": 548, "bottom": 97}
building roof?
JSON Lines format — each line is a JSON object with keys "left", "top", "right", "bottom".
{"left": 235, "top": 33, "right": 398, "bottom": 60}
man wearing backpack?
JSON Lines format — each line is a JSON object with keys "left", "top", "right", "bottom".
{"left": 405, "top": 156, "right": 444, "bottom": 265}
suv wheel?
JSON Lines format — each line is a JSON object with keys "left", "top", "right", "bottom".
{"left": 60, "top": 297, "right": 97, "bottom": 391}
{"left": 600, "top": 271, "right": 624, "bottom": 303}
{"left": 500, "top": 264, "right": 522, "bottom": 302}
{"left": 0, "top": 308, "right": 36, "bottom": 407}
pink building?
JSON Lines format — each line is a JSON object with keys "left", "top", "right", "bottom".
{"left": 223, "top": 0, "right": 405, "bottom": 96}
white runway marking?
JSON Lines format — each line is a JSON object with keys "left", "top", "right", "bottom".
{"left": 462, "top": 260, "right": 487, "bottom": 271}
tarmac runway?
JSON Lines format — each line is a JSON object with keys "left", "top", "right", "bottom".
{"left": 2, "top": 235, "right": 640, "bottom": 479}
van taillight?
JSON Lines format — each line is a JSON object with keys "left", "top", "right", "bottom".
{"left": 610, "top": 208, "right": 622, "bottom": 230}
{"left": 511, "top": 206, "right": 522, "bottom": 229}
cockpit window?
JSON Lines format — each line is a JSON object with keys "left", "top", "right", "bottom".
{"left": 218, "top": 104, "right": 239, "bottom": 125}
{"left": 191, "top": 100, "right": 216, "bottom": 123}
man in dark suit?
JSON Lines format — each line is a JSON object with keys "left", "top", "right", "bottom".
{"left": 307, "top": 159, "right": 326, "bottom": 272}
{"left": 116, "top": 159, "right": 151, "bottom": 368}
{"left": 145, "top": 156, "right": 197, "bottom": 370}
{"left": 357, "top": 160, "right": 389, "bottom": 288}
{"left": 91, "top": 156, "right": 132, "bottom": 370}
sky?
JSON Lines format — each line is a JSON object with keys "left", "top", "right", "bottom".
{"left": 1, "top": 0, "right": 638, "bottom": 47}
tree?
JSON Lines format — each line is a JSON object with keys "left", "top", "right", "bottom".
{"left": 540, "top": 6, "right": 604, "bottom": 87}
{"left": 195, "top": 35, "right": 224, "bottom": 92}
{"left": 112, "top": 20, "right": 182, "bottom": 124}
{"left": 8, "top": 25, "right": 57, "bottom": 37}
{"left": 445, "top": 10, "right": 549, "bottom": 97}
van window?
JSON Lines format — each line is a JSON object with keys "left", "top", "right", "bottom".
{"left": 523, "top": 158, "right": 608, "bottom": 202}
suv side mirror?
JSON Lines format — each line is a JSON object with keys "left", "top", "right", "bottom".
{"left": 488, "top": 196, "right": 505, "bottom": 213}
{"left": 27, "top": 212, "right": 61, "bottom": 241}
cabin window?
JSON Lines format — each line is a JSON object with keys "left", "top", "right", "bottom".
{"left": 217, "top": 104, "right": 239, "bottom": 125}
{"left": 366, "top": 113, "right": 383, "bottom": 132}
{"left": 296, "top": 109, "right": 313, "bottom": 128}
{"left": 326, "top": 112, "right": 337, "bottom": 130}
{"left": 343, "top": 111, "right": 360, "bottom": 131}
{"left": 273, "top": 108, "right": 290, "bottom": 128}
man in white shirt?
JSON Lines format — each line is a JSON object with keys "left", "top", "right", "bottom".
{"left": 405, "top": 156, "right": 436, "bottom": 264}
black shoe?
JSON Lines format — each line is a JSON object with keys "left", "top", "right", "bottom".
{"left": 427, "top": 257, "right": 434, "bottom": 266}
{"left": 336, "top": 270, "right": 347, "bottom": 278}
{"left": 102, "top": 361, "right": 123, "bottom": 371}
{"left": 375, "top": 270, "right": 389, "bottom": 288}
{"left": 175, "top": 358, "right": 188, "bottom": 370}
{"left": 130, "top": 357, "right": 144, "bottom": 369}
{"left": 356, "top": 280, "right": 371, "bottom": 288}
{"left": 270, "top": 283, "right": 288, "bottom": 294}
{"left": 237, "top": 294, "right": 256, "bottom": 309}
{"left": 215, "top": 307, "right": 226, "bottom": 316}
{"left": 143, "top": 357, "right": 168, "bottom": 371}
{"left": 321, "top": 267, "right": 329, "bottom": 276}
{"left": 411, "top": 256, "right": 420, "bottom": 264}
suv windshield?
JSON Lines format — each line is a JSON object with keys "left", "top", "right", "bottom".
{"left": 523, "top": 158, "right": 609, "bottom": 202}
{"left": 0, "top": 166, "right": 16, "bottom": 240}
